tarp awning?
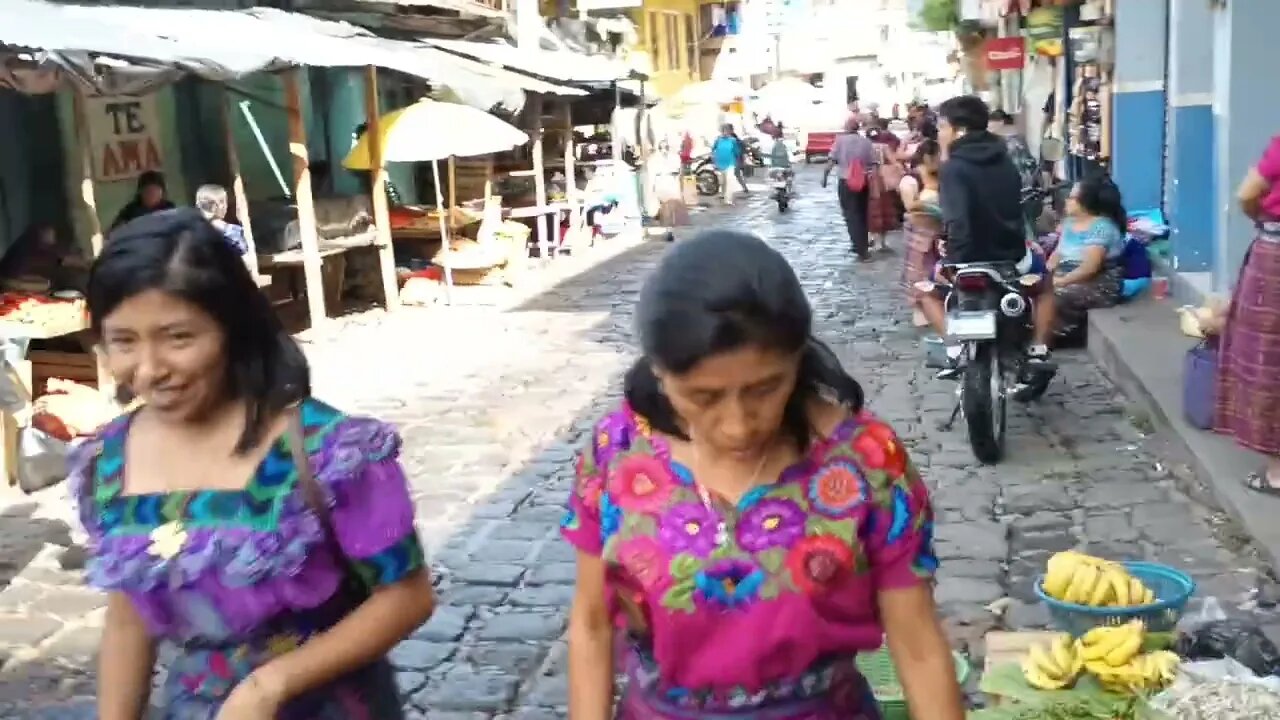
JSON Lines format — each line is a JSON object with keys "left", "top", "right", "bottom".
{"left": 0, "top": 1, "right": 584, "bottom": 97}
{"left": 427, "top": 38, "right": 639, "bottom": 86}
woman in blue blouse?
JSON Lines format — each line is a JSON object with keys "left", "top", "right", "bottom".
{"left": 1048, "top": 173, "right": 1128, "bottom": 341}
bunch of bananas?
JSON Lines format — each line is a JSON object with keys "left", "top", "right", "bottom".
{"left": 1086, "top": 650, "right": 1181, "bottom": 693}
{"left": 1022, "top": 634, "right": 1085, "bottom": 690}
{"left": 1076, "top": 622, "right": 1180, "bottom": 693}
{"left": 1042, "top": 551, "right": 1157, "bottom": 607}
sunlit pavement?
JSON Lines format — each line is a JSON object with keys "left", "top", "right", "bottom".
{"left": 2, "top": 167, "right": 1276, "bottom": 717}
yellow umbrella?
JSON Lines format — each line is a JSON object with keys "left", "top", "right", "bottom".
{"left": 343, "top": 99, "right": 528, "bottom": 169}
{"left": 343, "top": 100, "right": 528, "bottom": 302}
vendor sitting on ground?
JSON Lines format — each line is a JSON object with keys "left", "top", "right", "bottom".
{"left": 1049, "top": 173, "right": 1128, "bottom": 343}
{"left": 0, "top": 223, "right": 89, "bottom": 291}
{"left": 195, "top": 184, "right": 249, "bottom": 256}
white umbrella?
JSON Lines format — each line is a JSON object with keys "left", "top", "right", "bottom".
{"left": 344, "top": 99, "right": 529, "bottom": 302}
{"left": 673, "top": 79, "right": 754, "bottom": 106}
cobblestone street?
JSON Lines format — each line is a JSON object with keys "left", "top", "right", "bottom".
{"left": 1, "top": 168, "right": 1277, "bottom": 718}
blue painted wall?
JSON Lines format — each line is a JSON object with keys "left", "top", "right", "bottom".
{"left": 1210, "top": 0, "right": 1280, "bottom": 289}
{"left": 1112, "top": 0, "right": 1168, "bottom": 213}
{"left": 1112, "top": 90, "right": 1166, "bottom": 211}
{"left": 1165, "top": 0, "right": 1215, "bottom": 273}
{"left": 1169, "top": 105, "right": 1214, "bottom": 271}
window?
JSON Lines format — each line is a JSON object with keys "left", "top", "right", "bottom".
{"left": 684, "top": 13, "right": 697, "bottom": 72}
{"left": 666, "top": 13, "right": 680, "bottom": 71}
{"left": 648, "top": 11, "right": 661, "bottom": 68}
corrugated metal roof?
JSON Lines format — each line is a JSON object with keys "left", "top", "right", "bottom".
{"left": 0, "top": 1, "right": 584, "bottom": 96}
{"left": 342, "top": 0, "right": 506, "bottom": 18}
{"left": 428, "top": 38, "right": 639, "bottom": 85}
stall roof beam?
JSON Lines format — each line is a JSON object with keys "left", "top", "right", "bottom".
{"left": 426, "top": 38, "right": 644, "bottom": 86}
{"left": 0, "top": 1, "right": 580, "bottom": 97}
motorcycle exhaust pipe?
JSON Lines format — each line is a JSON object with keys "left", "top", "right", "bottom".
{"left": 1000, "top": 292, "right": 1027, "bottom": 317}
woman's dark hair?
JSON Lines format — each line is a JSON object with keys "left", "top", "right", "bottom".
{"left": 989, "top": 109, "right": 1014, "bottom": 125}
{"left": 89, "top": 208, "right": 310, "bottom": 453}
{"left": 1074, "top": 172, "right": 1128, "bottom": 236}
{"left": 938, "top": 94, "right": 990, "bottom": 133}
{"left": 918, "top": 120, "right": 938, "bottom": 141}
{"left": 624, "top": 230, "right": 864, "bottom": 450}
{"left": 911, "top": 139, "right": 941, "bottom": 167}
{"left": 136, "top": 170, "right": 166, "bottom": 192}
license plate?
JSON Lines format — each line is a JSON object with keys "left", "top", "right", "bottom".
{"left": 947, "top": 311, "right": 997, "bottom": 340}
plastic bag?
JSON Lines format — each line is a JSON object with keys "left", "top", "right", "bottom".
{"left": 16, "top": 424, "right": 71, "bottom": 494}
{"left": 1176, "top": 597, "right": 1280, "bottom": 677}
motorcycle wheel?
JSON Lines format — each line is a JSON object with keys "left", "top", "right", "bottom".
{"left": 777, "top": 195, "right": 789, "bottom": 212}
{"left": 961, "top": 342, "right": 1007, "bottom": 464}
{"left": 696, "top": 169, "right": 720, "bottom": 197}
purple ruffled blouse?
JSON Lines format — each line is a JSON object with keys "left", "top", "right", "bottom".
{"left": 69, "top": 398, "right": 425, "bottom": 644}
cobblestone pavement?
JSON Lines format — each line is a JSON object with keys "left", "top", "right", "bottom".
{"left": 2, "top": 168, "right": 1277, "bottom": 717}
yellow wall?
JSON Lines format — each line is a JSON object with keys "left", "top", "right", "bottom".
{"left": 632, "top": 0, "right": 700, "bottom": 99}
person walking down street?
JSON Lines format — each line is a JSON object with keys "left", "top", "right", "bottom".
{"left": 823, "top": 116, "right": 876, "bottom": 260}
{"left": 711, "top": 124, "right": 742, "bottom": 205}
{"left": 899, "top": 140, "right": 944, "bottom": 327}
{"left": 679, "top": 131, "right": 695, "bottom": 174}
{"left": 731, "top": 127, "right": 751, "bottom": 196}
{"left": 563, "top": 229, "right": 963, "bottom": 720}
{"left": 1216, "top": 133, "right": 1280, "bottom": 496}
{"left": 868, "top": 120, "right": 904, "bottom": 252}
{"left": 72, "top": 208, "right": 436, "bottom": 719}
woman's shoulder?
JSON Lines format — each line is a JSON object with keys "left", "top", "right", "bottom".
{"left": 296, "top": 398, "right": 402, "bottom": 482}
{"left": 809, "top": 408, "right": 913, "bottom": 487}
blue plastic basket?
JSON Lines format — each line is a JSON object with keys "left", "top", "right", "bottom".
{"left": 1034, "top": 561, "right": 1196, "bottom": 637}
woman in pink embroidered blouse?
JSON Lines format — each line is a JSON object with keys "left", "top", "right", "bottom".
{"left": 561, "top": 230, "right": 964, "bottom": 719}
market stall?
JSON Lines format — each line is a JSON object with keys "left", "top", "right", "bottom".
{"left": 343, "top": 98, "right": 530, "bottom": 303}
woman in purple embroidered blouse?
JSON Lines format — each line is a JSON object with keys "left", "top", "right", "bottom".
{"left": 71, "top": 209, "right": 435, "bottom": 719}
{"left": 561, "top": 230, "right": 964, "bottom": 719}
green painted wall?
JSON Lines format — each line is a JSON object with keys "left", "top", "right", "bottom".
{"left": 57, "top": 86, "right": 189, "bottom": 252}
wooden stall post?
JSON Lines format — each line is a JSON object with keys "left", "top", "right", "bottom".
{"left": 362, "top": 67, "right": 400, "bottom": 311}
{"left": 529, "top": 93, "right": 549, "bottom": 259}
{"left": 220, "top": 85, "right": 260, "bottom": 279}
{"left": 282, "top": 69, "right": 327, "bottom": 328}
{"left": 71, "top": 90, "right": 114, "bottom": 401}
{"left": 562, "top": 100, "right": 575, "bottom": 200}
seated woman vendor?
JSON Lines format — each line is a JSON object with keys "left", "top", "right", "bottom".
{"left": 110, "top": 171, "right": 175, "bottom": 230}
{"left": 1049, "top": 173, "right": 1128, "bottom": 342}
{"left": 0, "top": 223, "right": 89, "bottom": 290}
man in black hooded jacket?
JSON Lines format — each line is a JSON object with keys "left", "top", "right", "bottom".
{"left": 920, "top": 95, "right": 1055, "bottom": 374}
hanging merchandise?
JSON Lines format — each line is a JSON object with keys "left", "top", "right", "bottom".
{"left": 1068, "top": 26, "right": 1102, "bottom": 64}
{"left": 1025, "top": 4, "right": 1065, "bottom": 57}
{"left": 1069, "top": 64, "right": 1106, "bottom": 162}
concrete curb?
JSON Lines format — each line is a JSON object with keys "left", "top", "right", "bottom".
{"left": 1087, "top": 297, "right": 1280, "bottom": 572}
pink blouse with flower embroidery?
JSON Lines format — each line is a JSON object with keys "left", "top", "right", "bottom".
{"left": 560, "top": 404, "right": 937, "bottom": 718}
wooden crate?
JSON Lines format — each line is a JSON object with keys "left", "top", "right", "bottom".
{"left": 30, "top": 349, "right": 98, "bottom": 394}
{"left": 982, "top": 630, "right": 1070, "bottom": 706}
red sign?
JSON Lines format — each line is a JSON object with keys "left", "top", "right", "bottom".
{"left": 984, "top": 37, "right": 1026, "bottom": 71}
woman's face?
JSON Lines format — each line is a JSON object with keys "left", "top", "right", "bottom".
{"left": 1065, "top": 183, "right": 1084, "bottom": 217}
{"left": 101, "top": 289, "right": 229, "bottom": 421}
{"left": 657, "top": 344, "right": 801, "bottom": 460}
{"left": 140, "top": 183, "right": 165, "bottom": 208}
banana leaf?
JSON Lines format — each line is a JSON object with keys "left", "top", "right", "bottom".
{"left": 979, "top": 663, "right": 1131, "bottom": 711}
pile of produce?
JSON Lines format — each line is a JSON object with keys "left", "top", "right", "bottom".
{"left": 1149, "top": 675, "right": 1280, "bottom": 719}
{"left": 0, "top": 291, "right": 81, "bottom": 329}
{"left": 1042, "top": 551, "right": 1156, "bottom": 607}
{"left": 1023, "top": 623, "right": 1180, "bottom": 694}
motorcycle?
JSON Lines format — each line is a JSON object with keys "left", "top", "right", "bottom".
{"left": 691, "top": 155, "right": 721, "bottom": 197}
{"left": 770, "top": 168, "right": 794, "bottom": 212}
{"left": 930, "top": 184, "right": 1066, "bottom": 464}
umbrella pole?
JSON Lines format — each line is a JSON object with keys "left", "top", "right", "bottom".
{"left": 432, "top": 159, "right": 454, "bottom": 305}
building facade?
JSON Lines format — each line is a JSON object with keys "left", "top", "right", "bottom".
{"left": 1112, "top": 0, "right": 1280, "bottom": 296}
